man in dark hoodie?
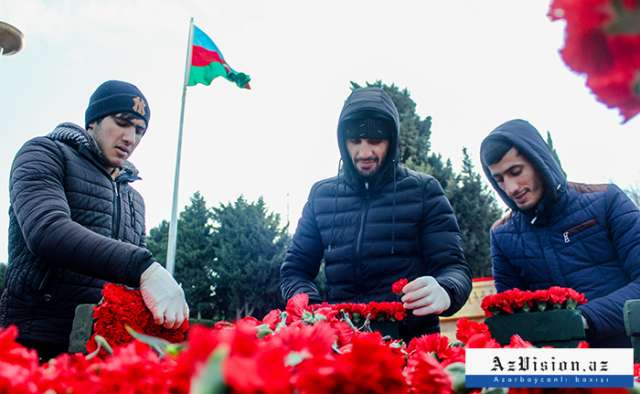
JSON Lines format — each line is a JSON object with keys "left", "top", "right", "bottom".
{"left": 1, "top": 80, "right": 189, "bottom": 360}
{"left": 481, "top": 119, "right": 640, "bottom": 348}
{"left": 280, "top": 87, "right": 471, "bottom": 340}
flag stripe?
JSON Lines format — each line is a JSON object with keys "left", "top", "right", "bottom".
{"left": 188, "top": 62, "right": 228, "bottom": 87}
{"left": 187, "top": 25, "right": 250, "bottom": 89}
{"left": 191, "top": 45, "right": 226, "bottom": 67}
{"left": 192, "top": 25, "right": 224, "bottom": 59}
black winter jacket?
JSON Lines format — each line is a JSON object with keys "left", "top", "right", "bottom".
{"left": 1, "top": 123, "right": 154, "bottom": 347}
{"left": 280, "top": 88, "right": 471, "bottom": 339}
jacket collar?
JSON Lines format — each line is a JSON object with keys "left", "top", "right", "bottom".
{"left": 47, "top": 122, "right": 141, "bottom": 183}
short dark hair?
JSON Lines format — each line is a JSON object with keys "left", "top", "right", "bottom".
{"left": 481, "top": 136, "right": 513, "bottom": 166}
{"left": 88, "top": 112, "right": 147, "bottom": 134}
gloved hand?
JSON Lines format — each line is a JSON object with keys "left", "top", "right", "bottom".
{"left": 581, "top": 314, "right": 590, "bottom": 330}
{"left": 140, "top": 262, "right": 189, "bottom": 329}
{"left": 400, "top": 276, "right": 451, "bottom": 316}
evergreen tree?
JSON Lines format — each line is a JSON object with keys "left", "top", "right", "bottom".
{"left": 146, "top": 220, "right": 169, "bottom": 264}
{"left": 350, "top": 81, "right": 454, "bottom": 189}
{"left": 448, "top": 148, "right": 502, "bottom": 277}
{"left": 211, "top": 196, "right": 290, "bottom": 320}
{"left": 146, "top": 192, "right": 218, "bottom": 318}
{"left": 546, "top": 131, "right": 566, "bottom": 177}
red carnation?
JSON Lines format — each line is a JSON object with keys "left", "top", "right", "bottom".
{"left": 504, "top": 335, "right": 534, "bottom": 348}
{"left": 392, "top": 278, "right": 409, "bottom": 295}
{"left": 549, "top": 0, "right": 640, "bottom": 122}
{"left": 466, "top": 332, "right": 501, "bottom": 349}
{"left": 87, "top": 283, "right": 189, "bottom": 357}
{"left": 404, "top": 352, "right": 453, "bottom": 394}
{"left": 407, "top": 334, "right": 451, "bottom": 360}
{"left": 295, "top": 332, "right": 407, "bottom": 394}
{"left": 286, "top": 293, "right": 311, "bottom": 324}
{"left": 456, "top": 318, "right": 490, "bottom": 345}
{"left": 0, "top": 326, "right": 39, "bottom": 394}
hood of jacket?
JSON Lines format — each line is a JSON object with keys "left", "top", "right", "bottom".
{"left": 480, "top": 119, "right": 566, "bottom": 221}
{"left": 47, "top": 122, "right": 140, "bottom": 183}
{"left": 336, "top": 87, "right": 400, "bottom": 191}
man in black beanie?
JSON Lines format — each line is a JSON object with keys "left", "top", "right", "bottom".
{"left": 1, "top": 80, "right": 188, "bottom": 360}
{"left": 480, "top": 119, "right": 640, "bottom": 348}
{"left": 280, "top": 87, "right": 471, "bottom": 341}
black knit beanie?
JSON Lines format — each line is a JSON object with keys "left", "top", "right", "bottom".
{"left": 342, "top": 110, "right": 394, "bottom": 140}
{"left": 85, "top": 80, "right": 150, "bottom": 129}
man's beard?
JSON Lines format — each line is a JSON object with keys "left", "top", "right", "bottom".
{"left": 354, "top": 157, "right": 382, "bottom": 178}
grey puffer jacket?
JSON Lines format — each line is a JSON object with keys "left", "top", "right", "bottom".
{"left": 1, "top": 123, "right": 154, "bottom": 347}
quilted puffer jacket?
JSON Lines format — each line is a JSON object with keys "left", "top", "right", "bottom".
{"left": 482, "top": 119, "right": 640, "bottom": 347}
{"left": 1, "top": 123, "right": 154, "bottom": 347}
{"left": 281, "top": 88, "right": 471, "bottom": 340}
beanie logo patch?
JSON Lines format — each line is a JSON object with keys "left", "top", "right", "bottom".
{"left": 132, "top": 96, "right": 146, "bottom": 116}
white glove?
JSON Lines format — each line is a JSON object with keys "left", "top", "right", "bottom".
{"left": 400, "top": 276, "right": 451, "bottom": 316}
{"left": 581, "top": 314, "right": 590, "bottom": 330}
{"left": 140, "top": 262, "right": 189, "bottom": 329}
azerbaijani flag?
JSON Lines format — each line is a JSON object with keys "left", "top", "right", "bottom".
{"left": 188, "top": 25, "right": 251, "bottom": 89}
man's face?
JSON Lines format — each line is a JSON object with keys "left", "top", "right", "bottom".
{"left": 489, "top": 147, "right": 544, "bottom": 210}
{"left": 88, "top": 113, "right": 146, "bottom": 170}
{"left": 346, "top": 137, "right": 389, "bottom": 177}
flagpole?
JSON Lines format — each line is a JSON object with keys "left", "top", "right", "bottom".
{"left": 166, "top": 17, "right": 194, "bottom": 276}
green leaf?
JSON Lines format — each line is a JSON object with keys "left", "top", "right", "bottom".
{"left": 340, "top": 310, "right": 358, "bottom": 331}
{"left": 125, "top": 325, "right": 172, "bottom": 356}
{"left": 481, "top": 388, "right": 508, "bottom": 394}
{"left": 285, "top": 350, "right": 310, "bottom": 367}
{"left": 190, "top": 345, "right": 229, "bottom": 394}
{"left": 313, "top": 313, "right": 327, "bottom": 322}
{"left": 275, "top": 311, "right": 288, "bottom": 332}
{"left": 389, "top": 340, "right": 405, "bottom": 349}
{"left": 86, "top": 335, "right": 113, "bottom": 360}
{"left": 256, "top": 324, "right": 274, "bottom": 339}
{"left": 301, "top": 310, "right": 316, "bottom": 325}
{"left": 606, "top": 0, "right": 640, "bottom": 35}
{"left": 165, "top": 343, "right": 187, "bottom": 356}
{"left": 444, "top": 362, "right": 466, "bottom": 393}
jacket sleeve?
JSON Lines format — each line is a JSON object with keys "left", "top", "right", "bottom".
{"left": 9, "top": 137, "right": 154, "bottom": 287}
{"left": 491, "top": 229, "right": 527, "bottom": 292}
{"left": 280, "top": 188, "right": 323, "bottom": 303}
{"left": 578, "top": 184, "right": 640, "bottom": 338}
{"left": 420, "top": 177, "right": 472, "bottom": 316}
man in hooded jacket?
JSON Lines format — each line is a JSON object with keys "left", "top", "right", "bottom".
{"left": 280, "top": 87, "right": 471, "bottom": 340}
{"left": 1, "top": 80, "right": 189, "bottom": 360}
{"left": 481, "top": 119, "right": 640, "bottom": 348}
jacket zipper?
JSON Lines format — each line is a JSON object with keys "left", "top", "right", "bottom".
{"left": 562, "top": 218, "right": 597, "bottom": 244}
{"left": 112, "top": 182, "right": 121, "bottom": 240}
{"left": 355, "top": 182, "right": 370, "bottom": 257}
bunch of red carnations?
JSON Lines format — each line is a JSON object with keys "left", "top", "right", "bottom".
{"left": 481, "top": 286, "right": 588, "bottom": 317}
{"left": 549, "top": 0, "right": 640, "bottom": 122}
{"left": 1, "top": 296, "right": 634, "bottom": 393}
{"left": 87, "top": 283, "right": 189, "bottom": 357}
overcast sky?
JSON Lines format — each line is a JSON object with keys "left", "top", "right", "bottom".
{"left": 1, "top": 0, "right": 639, "bottom": 263}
